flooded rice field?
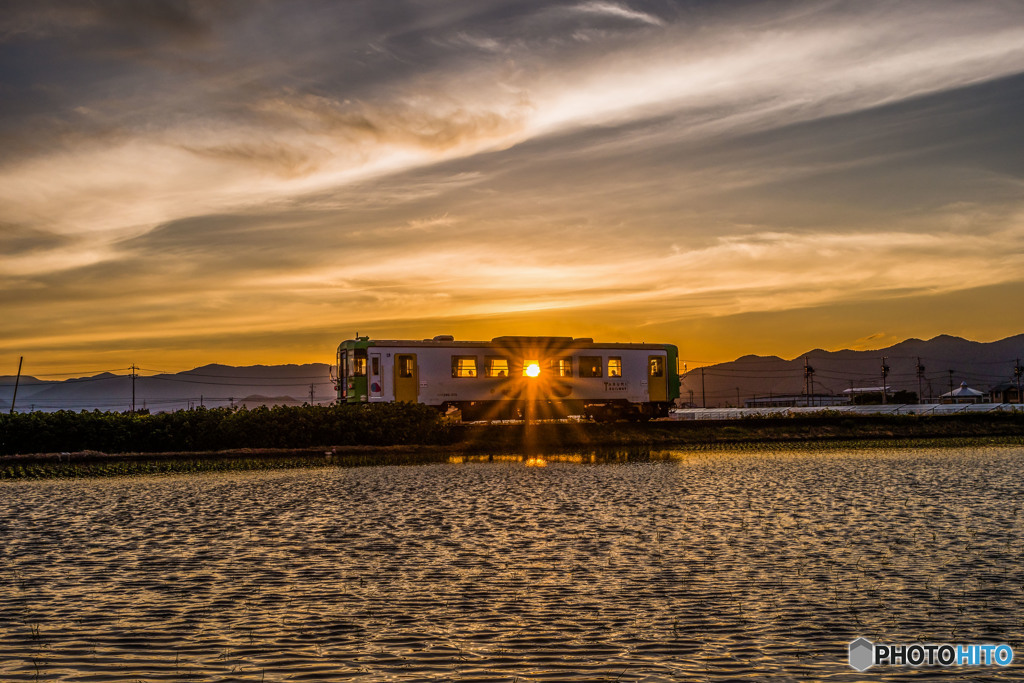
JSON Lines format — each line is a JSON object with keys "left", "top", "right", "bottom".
{"left": 2, "top": 445, "right": 1024, "bottom": 681}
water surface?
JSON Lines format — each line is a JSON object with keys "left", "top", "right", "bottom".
{"left": 2, "top": 445, "right": 1023, "bottom": 681}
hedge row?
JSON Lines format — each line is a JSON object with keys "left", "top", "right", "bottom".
{"left": 0, "top": 403, "right": 451, "bottom": 455}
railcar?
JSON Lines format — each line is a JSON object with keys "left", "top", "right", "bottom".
{"left": 335, "top": 335, "right": 679, "bottom": 421}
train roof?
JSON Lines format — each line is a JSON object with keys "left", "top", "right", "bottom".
{"left": 338, "top": 335, "right": 675, "bottom": 351}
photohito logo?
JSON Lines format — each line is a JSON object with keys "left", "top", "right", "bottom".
{"left": 849, "top": 637, "right": 1014, "bottom": 671}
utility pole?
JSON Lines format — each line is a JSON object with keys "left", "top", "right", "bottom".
{"left": 880, "top": 357, "right": 890, "bottom": 405}
{"left": 948, "top": 370, "right": 955, "bottom": 403}
{"left": 735, "top": 386, "right": 740, "bottom": 407}
{"left": 9, "top": 358, "right": 22, "bottom": 417}
{"left": 804, "top": 357, "right": 815, "bottom": 407}
{"left": 803, "top": 357, "right": 808, "bottom": 402}
{"left": 701, "top": 367, "right": 706, "bottom": 409}
{"left": 130, "top": 364, "right": 138, "bottom": 413}
{"left": 916, "top": 357, "right": 925, "bottom": 404}
{"left": 1011, "top": 360, "right": 1019, "bottom": 403}
{"left": 309, "top": 382, "right": 316, "bottom": 405}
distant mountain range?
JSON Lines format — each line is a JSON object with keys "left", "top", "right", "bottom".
{"left": 0, "top": 364, "right": 334, "bottom": 413}
{"left": 682, "top": 334, "right": 1024, "bottom": 408}
{"left": 3, "top": 334, "right": 1022, "bottom": 413}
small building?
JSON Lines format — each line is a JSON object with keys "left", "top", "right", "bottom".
{"left": 841, "top": 386, "right": 907, "bottom": 405}
{"left": 744, "top": 394, "right": 849, "bottom": 408}
{"left": 988, "top": 382, "right": 1022, "bottom": 404}
{"left": 941, "top": 381, "right": 985, "bottom": 404}
{"left": 842, "top": 386, "right": 887, "bottom": 396}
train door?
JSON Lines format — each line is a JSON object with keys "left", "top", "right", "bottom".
{"left": 394, "top": 354, "right": 418, "bottom": 403}
{"left": 648, "top": 355, "right": 667, "bottom": 402}
{"left": 369, "top": 352, "right": 382, "bottom": 400}
{"left": 338, "top": 350, "right": 348, "bottom": 400}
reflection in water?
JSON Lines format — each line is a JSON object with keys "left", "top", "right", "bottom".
{"left": 1, "top": 446, "right": 1024, "bottom": 681}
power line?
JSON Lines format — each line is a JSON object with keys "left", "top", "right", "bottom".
{"left": 7, "top": 367, "right": 131, "bottom": 378}
{"left": 145, "top": 376, "right": 334, "bottom": 387}
{"left": 138, "top": 368, "right": 330, "bottom": 379}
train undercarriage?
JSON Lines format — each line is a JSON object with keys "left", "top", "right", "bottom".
{"left": 439, "top": 399, "right": 672, "bottom": 422}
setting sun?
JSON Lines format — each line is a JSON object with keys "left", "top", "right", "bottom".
{"left": 524, "top": 362, "right": 541, "bottom": 378}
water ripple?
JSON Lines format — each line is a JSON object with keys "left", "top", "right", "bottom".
{"left": 1, "top": 445, "right": 1023, "bottom": 680}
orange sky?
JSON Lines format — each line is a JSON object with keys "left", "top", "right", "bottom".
{"left": 3, "top": 1, "right": 1024, "bottom": 378}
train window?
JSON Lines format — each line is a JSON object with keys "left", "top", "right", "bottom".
{"left": 352, "top": 349, "right": 367, "bottom": 377}
{"left": 522, "top": 359, "right": 541, "bottom": 377}
{"left": 649, "top": 357, "right": 664, "bottom": 377}
{"left": 607, "top": 357, "right": 622, "bottom": 377}
{"left": 398, "top": 355, "right": 415, "bottom": 378}
{"left": 371, "top": 356, "right": 380, "bottom": 376}
{"left": 549, "top": 357, "right": 573, "bottom": 377}
{"left": 485, "top": 357, "right": 509, "bottom": 377}
{"left": 340, "top": 351, "right": 348, "bottom": 380}
{"left": 452, "top": 356, "right": 478, "bottom": 378}
{"left": 579, "top": 356, "right": 603, "bottom": 378}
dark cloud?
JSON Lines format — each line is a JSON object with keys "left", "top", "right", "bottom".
{"left": 0, "top": 0, "right": 229, "bottom": 46}
{"left": 180, "top": 140, "right": 326, "bottom": 178}
{"left": 120, "top": 211, "right": 333, "bottom": 268}
{"left": 675, "top": 71, "right": 1024, "bottom": 229}
{"left": 0, "top": 223, "right": 73, "bottom": 255}
{"left": 0, "top": 0, "right": 680, "bottom": 142}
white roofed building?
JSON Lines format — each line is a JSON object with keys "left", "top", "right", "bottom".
{"left": 940, "top": 381, "right": 985, "bottom": 404}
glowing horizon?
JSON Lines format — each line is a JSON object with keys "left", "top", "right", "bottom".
{"left": 3, "top": 1, "right": 1024, "bottom": 379}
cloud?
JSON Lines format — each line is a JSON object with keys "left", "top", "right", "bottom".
{"left": 247, "top": 90, "right": 533, "bottom": 153}
{"left": 0, "top": 0, "right": 232, "bottom": 47}
{"left": 5, "top": 0, "right": 1024, "bottom": 373}
{"left": 846, "top": 333, "right": 899, "bottom": 351}
{"left": 572, "top": 2, "right": 665, "bottom": 26}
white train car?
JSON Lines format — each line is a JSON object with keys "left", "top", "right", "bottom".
{"left": 336, "top": 335, "right": 680, "bottom": 420}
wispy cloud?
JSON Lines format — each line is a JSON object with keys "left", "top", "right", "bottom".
{"left": 572, "top": 2, "right": 665, "bottom": 26}
{"left": 3, "top": 0, "right": 1024, "bottom": 373}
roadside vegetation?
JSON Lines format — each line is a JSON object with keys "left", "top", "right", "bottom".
{"left": 0, "top": 403, "right": 449, "bottom": 455}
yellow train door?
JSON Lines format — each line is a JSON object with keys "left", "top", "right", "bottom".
{"left": 394, "top": 354, "right": 418, "bottom": 403}
{"left": 648, "top": 355, "right": 667, "bottom": 402}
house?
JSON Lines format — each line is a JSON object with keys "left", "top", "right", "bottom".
{"left": 940, "top": 381, "right": 985, "bottom": 404}
{"left": 988, "top": 382, "right": 1022, "bottom": 404}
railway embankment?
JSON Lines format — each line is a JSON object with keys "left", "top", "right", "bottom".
{"left": 2, "top": 407, "right": 1024, "bottom": 478}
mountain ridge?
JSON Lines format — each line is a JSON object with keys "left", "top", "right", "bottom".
{"left": 1, "top": 363, "right": 334, "bottom": 413}
{"left": 682, "top": 334, "right": 1024, "bottom": 407}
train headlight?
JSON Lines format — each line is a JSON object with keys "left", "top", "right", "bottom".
{"left": 525, "top": 362, "right": 541, "bottom": 378}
